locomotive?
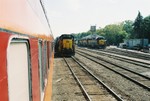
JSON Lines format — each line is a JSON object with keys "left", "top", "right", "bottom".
{"left": 78, "top": 34, "right": 106, "bottom": 49}
{"left": 55, "top": 34, "right": 75, "bottom": 56}
{"left": 0, "top": 0, "right": 54, "bottom": 101}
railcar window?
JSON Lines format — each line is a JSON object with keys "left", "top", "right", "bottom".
{"left": 38, "top": 40, "right": 45, "bottom": 100}
{"left": 43, "top": 41, "right": 48, "bottom": 79}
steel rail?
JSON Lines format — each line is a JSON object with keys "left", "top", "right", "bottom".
{"left": 104, "top": 55, "right": 150, "bottom": 69}
{"left": 78, "top": 48, "right": 150, "bottom": 66}
{"left": 63, "top": 57, "right": 92, "bottom": 101}
{"left": 96, "top": 49, "right": 150, "bottom": 69}
{"left": 71, "top": 56, "right": 124, "bottom": 101}
{"left": 76, "top": 52, "right": 150, "bottom": 91}
{"left": 103, "top": 49, "right": 150, "bottom": 61}
{"left": 77, "top": 50, "right": 150, "bottom": 80}
{"left": 99, "top": 50, "right": 150, "bottom": 68}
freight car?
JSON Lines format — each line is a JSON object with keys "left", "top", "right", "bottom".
{"left": 55, "top": 34, "right": 75, "bottom": 56}
{"left": 78, "top": 34, "right": 106, "bottom": 49}
{"left": 0, "top": 0, "right": 54, "bottom": 101}
{"left": 124, "top": 39, "right": 149, "bottom": 50}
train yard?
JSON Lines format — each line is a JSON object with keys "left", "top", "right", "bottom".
{"left": 52, "top": 47, "right": 150, "bottom": 101}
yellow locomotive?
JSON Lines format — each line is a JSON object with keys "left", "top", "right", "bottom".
{"left": 55, "top": 34, "right": 75, "bottom": 56}
{"left": 78, "top": 34, "right": 106, "bottom": 49}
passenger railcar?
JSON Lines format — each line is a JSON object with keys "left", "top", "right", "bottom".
{"left": 0, "top": 0, "right": 54, "bottom": 101}
{"left": 55, "top": 34, "right": 75, "bottom": 56}
{"left": 78, "top": 34, "right": 106, "bottom": 49}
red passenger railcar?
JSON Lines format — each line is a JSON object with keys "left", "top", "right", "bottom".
{"left": 0, "top": 0, "right": 54, "bottom": 101}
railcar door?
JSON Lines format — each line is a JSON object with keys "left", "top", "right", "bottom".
{"left": 7, "top": 39, "right": 31, "bottom": 101}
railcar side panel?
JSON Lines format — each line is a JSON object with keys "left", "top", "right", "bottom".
{"left": 0, "top": 32, "right": 11, "bottom": 101}
{"left": 0, "top": 0, "right": 50, "bottom": 36}
{"left": 0, "top": 31, "right": 54, "bottom": 101}
{"left": 30, "top": 38, "right": 40, "bottom": 101}
{"left": 0, "top": 0, "right": 54, "bottom": 100}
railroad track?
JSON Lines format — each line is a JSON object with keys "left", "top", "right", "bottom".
{"left": 76, "top": 51, "right": 150, "bottom": 100}
{"left": 64, "top": 57, "right": 123, "bottom": 101}
{"left": 76, "top": 50, "right": 150, "bottom": 91}
{"left": 102, "top": 48, "right": 150, "bottom": 61}
{"left": 77, "top": 48, "right": 150, "bottom": 68}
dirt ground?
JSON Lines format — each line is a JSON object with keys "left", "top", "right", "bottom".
{"left": 52, "top": 57, "right": 85, "bottom": 101}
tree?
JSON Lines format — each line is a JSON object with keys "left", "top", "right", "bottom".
{"left": 142, "top": 15, "right": 150, "bottom": 41}
{"left": 76, "top": 31, "right": 91, "bottom": 39}
{"left": 122, "top": 20, "right": 134, "bottom": 38}
{"left": 103, "top": 24, "right": 127, "bottom": 45}
{"left": 133, "top": 11, "right": 143, "bottom": 38}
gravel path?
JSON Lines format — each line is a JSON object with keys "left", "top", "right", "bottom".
{"left": 52, "top": 57, "right": 85, "bottom": 101}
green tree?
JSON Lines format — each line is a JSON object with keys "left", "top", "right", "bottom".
{"left": 123, "top": 20, "right": 134, "bottom": 38}
{"left": 76, "top": 31, "right": 91, "bottom": 39}
{"left": 142, "top": 15, "right": 150, "bottom": 41}
{"left": 102, "top": 24, "right": 127, "bottom": 45}
{"left": 96, "top": 28, "right": 105, "bottom": 36}
{"left": 133, "top": 11, "right": 143, "bottom": 38}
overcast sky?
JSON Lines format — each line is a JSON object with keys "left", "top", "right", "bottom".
{"left": 44, "top": 0, "right": 150, "bottom": 38}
